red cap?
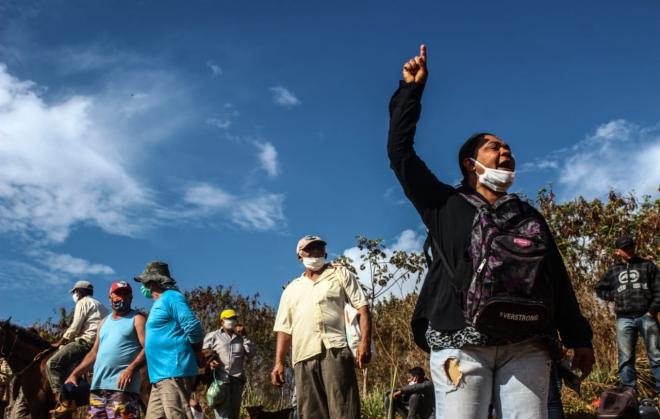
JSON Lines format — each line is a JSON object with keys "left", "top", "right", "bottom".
{"left": 109, "top": 281, "right": 132, "bottom": 295}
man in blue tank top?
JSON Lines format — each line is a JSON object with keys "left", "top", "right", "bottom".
{"left": 135, "top": 261, "right": 205, "bottom": 419}
{"left": 65, "top": 280, "right": 146, "bottom": 418}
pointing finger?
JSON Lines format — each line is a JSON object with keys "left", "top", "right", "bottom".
{"left": 420, "top": 44, "right": 427, "bottom": 61}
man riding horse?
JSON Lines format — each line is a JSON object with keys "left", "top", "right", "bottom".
{"left": 47, "top": 280, "right": 108, "bottom": 417}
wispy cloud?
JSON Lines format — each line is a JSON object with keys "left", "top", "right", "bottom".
{"left": 206, "top": 60, "right": 223, "bottom": 77}
{"left": 555, "top": 119, "right": 660, "bottom": 199}
{"left": 29, "top": 250, "right": 115, "bottom": 276}
{"left": 182, "top": 183, "right": 286, "bottom": 231}
{"left": 269, "top": 86, "right": 300, "bottom": 107}
{"left": 254, "top": 141, "right": 279, "bottom": 178}
{"left": 0, "top": 64, "right": 153, "bottom": 243}
{"left": 206, "top": 104, "right": 239, "bottom": 130}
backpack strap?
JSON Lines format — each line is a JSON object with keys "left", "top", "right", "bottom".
{"left": 423, "top": 232, "right": 456, "bottom": 279}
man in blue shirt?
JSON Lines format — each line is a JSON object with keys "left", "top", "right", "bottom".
{"left": 134, "top": 261, "right": 205, "bottom": 419}
{"left": 65, "top": 280, "right": 146, "bottom": 418}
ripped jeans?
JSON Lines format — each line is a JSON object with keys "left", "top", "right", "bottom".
{"left": 430, "top": 339, "right": 551, "bottom": 419}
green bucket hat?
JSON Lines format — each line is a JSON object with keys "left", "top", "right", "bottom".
{"left": 134, "top": 261, "right": 177, "bottom": 287}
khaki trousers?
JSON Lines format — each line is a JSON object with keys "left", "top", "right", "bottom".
{"left": 294, "top": 345, "right": 360, "bottom": 419}
{"left": 145, "top": 377, "right": 195, "bottom": 419}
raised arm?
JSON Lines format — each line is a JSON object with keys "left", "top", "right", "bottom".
{"left": 388, "top": 44, "right": 455, "bottom": 217}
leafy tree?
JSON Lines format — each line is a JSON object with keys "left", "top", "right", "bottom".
{"left": 334, "top": 236, "right": 427, "bottom": 393}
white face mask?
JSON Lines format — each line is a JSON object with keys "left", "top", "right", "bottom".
{"left": 223, "top": 319, "right": 237, "bottom": 330}
{"left": 471, "top": 158, "right": 515, "bottom": 192}
{"left": 302, "top": 257, "right": 326, "bottom": 271}
{"left": 72, "top": 293, "right": 80, "bottom": 303}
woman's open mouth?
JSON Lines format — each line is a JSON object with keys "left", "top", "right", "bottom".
{"left": 498, "top": 160, "right": 514, "bottom": 171}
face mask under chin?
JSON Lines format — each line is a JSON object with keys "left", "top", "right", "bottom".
{"left": 471, "top": 158, "right": 515, "bottom": 193}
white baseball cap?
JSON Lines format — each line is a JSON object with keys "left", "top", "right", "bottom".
{"left": 296, "top": 235, "right": 327, "bottom": 256}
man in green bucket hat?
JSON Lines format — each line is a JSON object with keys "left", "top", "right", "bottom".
{"left": 135, "top": 261, "right": 204, "bottom": 419}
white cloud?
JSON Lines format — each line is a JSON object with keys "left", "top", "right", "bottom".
{"left": 29, "top": 250, "right": 114, "bottom": 276}
{"left": 0, "top": 63, "right": 152, "bottom": 243}
{"left": 182, "top": 183, "right": 286, "bottom": 231}
{"left": 556, "top": 119, "right": 660, "bottom": 200}
{"left": 206, "top": 60, "right": 223, "bottom": 77}
{"left": 254, "top": 141, "right": 279, "bottom": 177}
{"left": 55, "top": 45, "right": 139, "bottom": 73}
{"left": 520, "top": 160, "right": 559, "bottom": 172}
{"left": 269, "top": 86, "right": 300, "bottom": 107}
{"left": 342, "top": 229, "right": 425, "bottom": 299}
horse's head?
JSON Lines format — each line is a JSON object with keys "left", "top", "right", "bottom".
{"left": 0, "top": 318, "right": 18, "bottom": 357}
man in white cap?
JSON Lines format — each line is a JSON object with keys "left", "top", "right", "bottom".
{"left": 47, "top": 280, "right": 108, "bottom": 416}
{"left": 271, "top": 235, "right": 371, "bottom": 419}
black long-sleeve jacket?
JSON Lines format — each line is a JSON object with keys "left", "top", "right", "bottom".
{"left": 387, "top": 81, "right": 593, "bottom": 352}
{"left": 596, "top": 256, "right": 660, "bottom": 317}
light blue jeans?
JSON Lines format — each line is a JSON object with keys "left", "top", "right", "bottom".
{"left": 430, "top": 339, "right": 551, "bottom": 419}
{"left": 616, "top": 315, "right": 660, "bottom": 393}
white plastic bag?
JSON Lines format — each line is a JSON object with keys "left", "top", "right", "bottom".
{"left": 344, "top": 304, "right": 376, "bottom": 361}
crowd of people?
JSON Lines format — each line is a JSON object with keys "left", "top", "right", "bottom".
{"left": 1, "top": 44, "right": 658, "bottom": 419}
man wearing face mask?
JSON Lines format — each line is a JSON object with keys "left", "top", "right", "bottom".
{"left": 202, "top": 309, "right": 255, "bottom": 419}
{"left": 134, "top": 261, "right": 204, "bottom": 419}
{"left": 271, "top": 235, "right": 371, "bottom": 419}
{"left": 384, "top": 367, "right": 434, "bottom": 419}
{"left": 64, "top": 281, "right": 146, "bottom": 418}
{"left": 47, "top": 280, "right": 108, "bottom": 416}
{"left": 387, "top": 45, "right": 594, "bottom": 418}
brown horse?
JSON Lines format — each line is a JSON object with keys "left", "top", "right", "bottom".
{"left": 0, "top": 319, "right": 58, "bottom": 419}
{"left": 0, "top": 319, "right": 155, "bottom": 419}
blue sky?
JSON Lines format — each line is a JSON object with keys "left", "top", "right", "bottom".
{"left": 1, "top": 0, "right": 659, "bottom": 324}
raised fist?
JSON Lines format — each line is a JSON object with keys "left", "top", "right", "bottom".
{"left": 402, "top": 44, "right": 428, "bottom": 84}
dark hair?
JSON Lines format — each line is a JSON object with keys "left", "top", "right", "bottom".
{"left": 408, "top": 367, "right": 425, "bottom": 379}
{"left": 458, "top": 132, "right": 495, "bottom": 180}
{"left": 77, "top": 288, "right": 93, "bottom": 297}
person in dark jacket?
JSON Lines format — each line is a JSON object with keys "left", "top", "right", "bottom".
{"left": 596, "top": 234, "right": 660, "bottom": 394}
{"left": 387, "top": 44, "right": 595, "bottom": 418}
{"left": 384, "top": 367, "right": 434, "bottom": 419}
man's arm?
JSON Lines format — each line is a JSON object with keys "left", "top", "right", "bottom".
{"left": 356, "top": 306, "right": 372, "bottom": 369}
{"left": 65, "top": 318, "right": 103, "bottom": 385}
{"left": 60, "top": 300, "right": 88, "bottom": 345}
{"left": 117, "top": 313, "right": 147, "bottom": 390}
{"left": 387, "top": 45, "right": 455, "bottom": 218}
{"left": 270, "top": 332, "right": 292, "bottom": 386}
{"left": 647, "top": 262, "right": 660, "bottom": 315}
{"left": 400, "top": 380, "right": 434, "bottom": 396}
{"left": 595, "top": 268, "right": 615, "bottom": 302}
{"left": 168, "top": 293, "right": 205, "bottom": 344}
{"left": 241, "top": 333, "right": 256, "bottom": 356}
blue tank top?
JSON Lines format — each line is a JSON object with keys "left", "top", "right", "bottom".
{"left": 91, "top": 310, "right": 142, "bottom": 394}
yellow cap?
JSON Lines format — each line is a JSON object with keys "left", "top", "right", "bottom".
{"left": 220, "top": 309, "right": 237, "bottom": 319}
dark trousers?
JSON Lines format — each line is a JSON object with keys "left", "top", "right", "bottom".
{"left": 46, "top": 340, "right": 91, "bottom": 394}
{"left": 384, "top": 393, "right": 428, "bottom": 419}
{"left": 293, "top": 346, "right": 360, "bottom": 419}
{"left": 547, "top": 365, "right": 565, "bottom": 419}
{"left": 213, "top": 376, "right": 245, "bottom": 419}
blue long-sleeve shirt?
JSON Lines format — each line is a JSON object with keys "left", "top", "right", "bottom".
{"left": 145, "top": 289, "right": 204, "bottom": 383}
